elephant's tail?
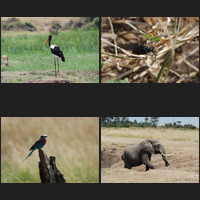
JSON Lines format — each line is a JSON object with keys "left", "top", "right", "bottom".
{"left": 121, "top": 154, "right": 124, "bottom": 161}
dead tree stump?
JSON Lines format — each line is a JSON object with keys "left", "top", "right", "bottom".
{"left": 38, "top": 149, "right": 67, "bottom": 183}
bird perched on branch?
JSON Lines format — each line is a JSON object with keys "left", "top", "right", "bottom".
{"left": 23, "top": 135, "right": 47, "bottom": 162}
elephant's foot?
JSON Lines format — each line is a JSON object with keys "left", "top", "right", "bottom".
{"left": 146, "top": 164, "right": 154, "bottom": 171}
{"left": 165, "top": 162, "right": 170, "bottom": 167}
{"left": 124, "top": 164, "right": 132, "bottom": 169}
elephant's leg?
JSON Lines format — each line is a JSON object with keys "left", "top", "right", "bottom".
{"left": 144, "top": 162, "right": 154, "bottom": 171}
{"left": 141, "top": 154, "right": 154, "bottom": 171}
{"left": 146, "top": 165, "right": 150, "bottom": 171}
{"left": 162, "top": 155, "right": 170, "bottom": 167}
{"left": 124, "top": 163, "right": 132, "bottom": 169}
{"left": 146, "top": 154, "right": 152, "bottom": 171}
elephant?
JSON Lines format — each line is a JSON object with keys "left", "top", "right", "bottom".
{"left": 121, "top": 139, "right": 172, "bottom": 171}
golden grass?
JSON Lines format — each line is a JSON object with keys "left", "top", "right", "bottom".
{"left": 101, "top": 127, "right": 199, "bottom": 142}
{"left": 1, "top": 117, "right": 99, "bottom": 183}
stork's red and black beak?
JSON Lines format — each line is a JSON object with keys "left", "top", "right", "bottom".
{"left": 45, "top": 35, "right": 52, "bottom": 45}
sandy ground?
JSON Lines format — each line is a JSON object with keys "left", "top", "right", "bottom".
{"left": 101, "top": 135, "right": 199, "bottom": 183}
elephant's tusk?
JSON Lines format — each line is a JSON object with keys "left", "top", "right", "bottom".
{"left": 161, "top": 152, "right": 173, "bottom": 157}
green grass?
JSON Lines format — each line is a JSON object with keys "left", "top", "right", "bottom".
{"left": 1, "top": 29, "right": 99, "bottom": 73}
{"left": 2, "top": 162, "right": 40, "bottom": 183}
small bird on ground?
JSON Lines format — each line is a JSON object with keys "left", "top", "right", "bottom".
{"left": 23, "top": 134, "right": 47, "bottom": 162}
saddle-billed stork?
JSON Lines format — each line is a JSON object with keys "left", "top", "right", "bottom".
{"left": 45, "top": 35, "right": 65, "bottom": 77}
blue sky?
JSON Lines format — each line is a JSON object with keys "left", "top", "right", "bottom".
{"left": 128, "top": 117, "right": 199, "bottom": 128}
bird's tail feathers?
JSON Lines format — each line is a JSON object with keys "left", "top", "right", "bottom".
{"left": 23, "top": 155, "right": 29, "bottom": 162}
{"left": 23, "top": 149, "right": 35, "bottom": 162}
{"left": 61, "top": 56, "right": 65, "bottom": 62}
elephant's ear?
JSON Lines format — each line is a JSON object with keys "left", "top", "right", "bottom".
{"left": 140, "top": 140, "right": 154, "bottom": 154}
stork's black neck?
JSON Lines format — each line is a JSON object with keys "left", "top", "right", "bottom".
{"left": 48, "top": 40, "right": 51, "bottom": 47}
{"left": 47, "top": 35, "right": 52, "bottom": 47}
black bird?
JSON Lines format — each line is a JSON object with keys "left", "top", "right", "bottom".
{"left": 132, "top": 46, "right": 155, "bottom": 55}
{"left": 45, "top": 35, "right": 65, "bottom": 77}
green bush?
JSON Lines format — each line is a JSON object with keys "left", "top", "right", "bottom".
{"left": 1, "top": 17, "right": 37, "bottom": 31}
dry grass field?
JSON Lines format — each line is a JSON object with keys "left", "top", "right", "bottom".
{"left": 101, "top": 127, "right": 199, "bottom": 183}
{"left": 1, "top": 117, "right": 99, "bottom": 183}
{"left": 1, "top": 17, "right": 84, "bottom": 32}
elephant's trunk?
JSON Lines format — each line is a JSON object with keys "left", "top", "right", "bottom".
{"left": 161, "top": 152, "right": 173, "bottom": 157}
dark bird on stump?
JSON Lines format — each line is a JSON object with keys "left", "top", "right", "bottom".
{"left": 23, "top": 134, "right": 47, "bottom": 162}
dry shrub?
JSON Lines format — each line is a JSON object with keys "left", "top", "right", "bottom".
{"left": 101, "top": 17, "right": 199, "bottom": 83}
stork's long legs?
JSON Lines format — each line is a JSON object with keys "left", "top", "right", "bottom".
{"left": 53, "top": 57, "right": 61, "bottom": 77}
{"left": 54, "top": 57, "right": 57, "bottom": 77}
{"left": 57, "top": 57, "right": 59, "bottom": 73}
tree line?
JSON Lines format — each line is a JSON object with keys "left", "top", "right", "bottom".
{"left": 101, "top": 117, "right": 197, "bottom": 129}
